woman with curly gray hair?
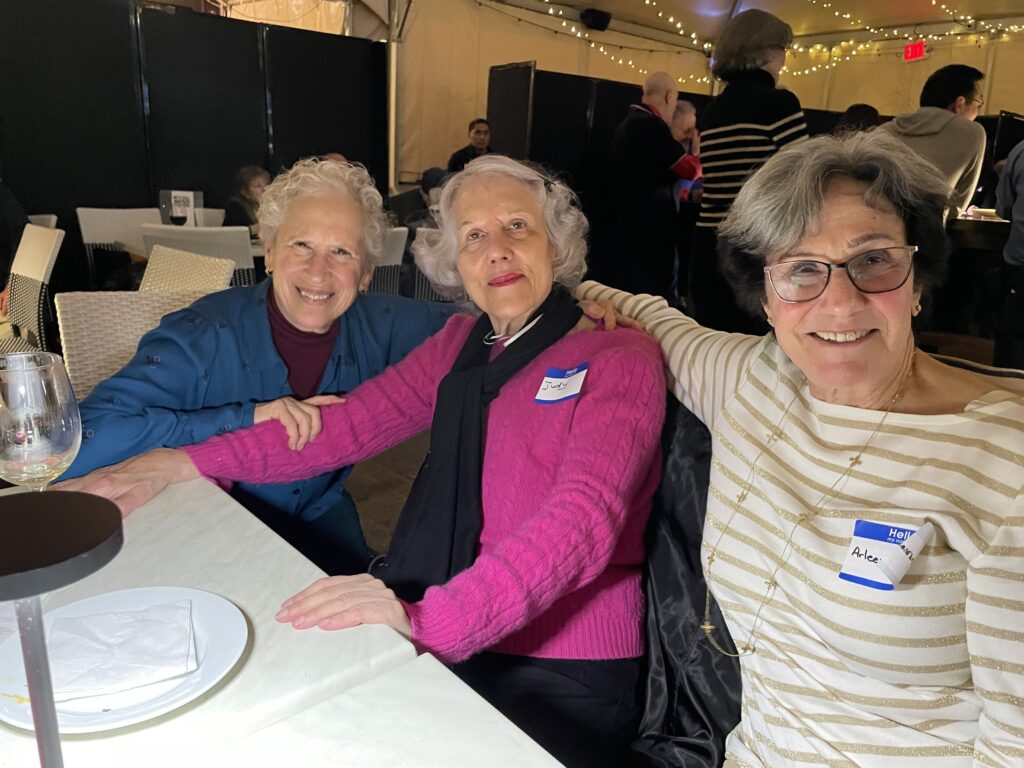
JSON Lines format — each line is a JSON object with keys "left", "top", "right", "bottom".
{"left": 61, "top": 158, "right": 454, "bottom": 575}
{"left": 65, "top": 156, "right": 666, "bottom": 768}
{"left": 582, "top": 131, "right": 1024, "bottom": 767}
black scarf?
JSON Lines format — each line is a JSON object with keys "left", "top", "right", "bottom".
{"left": 371, "top": 286, "right": 582, "bottom": 602}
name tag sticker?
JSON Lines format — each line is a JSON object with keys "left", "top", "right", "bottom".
{"left": 535, "top": 363, "right": 588, "bottom": 404}
{"left": 838, "top": 520, "right": 934, "bottom": 591}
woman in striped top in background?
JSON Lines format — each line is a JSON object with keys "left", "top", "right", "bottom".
{"left": 583, "top": 131, "right": 1024, "bottom": 767}
{"left": 690, "top": 9, "right": 808, "bottom": 334}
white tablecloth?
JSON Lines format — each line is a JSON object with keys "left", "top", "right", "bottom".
{"left": 213, "top": 653, "right": 564, "bottom": 767}
{"left": 0, "top": 479, "right": 416, "bottom": 766}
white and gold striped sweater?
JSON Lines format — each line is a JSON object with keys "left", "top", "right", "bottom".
{"left": 582, "top": 283, "right": 1024, "bottom": 767}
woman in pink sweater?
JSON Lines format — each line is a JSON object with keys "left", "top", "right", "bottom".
{"left": 63, "top": 156, "right": 665, "bottom": 766}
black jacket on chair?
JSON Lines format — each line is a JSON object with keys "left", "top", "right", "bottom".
{"left": 630, "top": 395, "right": 742, "bottom": 768}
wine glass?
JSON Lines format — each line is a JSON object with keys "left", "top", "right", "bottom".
{"left": 0, "top": 352, "right": 81, "bottom": 491}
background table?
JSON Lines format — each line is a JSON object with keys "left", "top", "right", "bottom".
{"left": 0, "top": 479, "right": 416, "bottom": 766}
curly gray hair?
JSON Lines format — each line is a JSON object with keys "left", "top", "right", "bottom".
{"left": 717, "top": 130, "right": 951, "bottom": 316}
{"left": 412, "top": 155, "right": 588, "bottom": 304}
{"left": 258, "top": 158, "right": 390, "bottom": 268}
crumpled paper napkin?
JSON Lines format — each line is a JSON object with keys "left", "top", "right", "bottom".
{"left": 46, "top": 599, "right": 198, "bottom": 702}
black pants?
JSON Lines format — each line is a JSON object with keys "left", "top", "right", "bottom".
{"left": 452, "top": 652, "right": 643, "bottom": 768}
{"left": 994, "top": 263, "right": 1024, "bottom": 370}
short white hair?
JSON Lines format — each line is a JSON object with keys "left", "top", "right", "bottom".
{"left": 258, "top": 158, "right": 390, "bottom": 267}
{"left": 412, "top": 155, "right": 588, "bottom": 304}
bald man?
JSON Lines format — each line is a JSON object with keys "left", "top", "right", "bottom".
{"left": 591, "top": 71, "right": 699, "bottom": 301}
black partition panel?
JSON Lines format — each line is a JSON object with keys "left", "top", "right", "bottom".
{"left": 264, "top": 26, "right": 387, "bottom": 191}
{"left": 530, "top": 72, "right": 593, "bottom": 191}
{"left": 139, "top": 7, "right": 267, "bottom": 208}
{"left": 0, "top": 0, "right": 149, "bottom": 291}
{"left": 487, "top": 62, "right": 535, "bottom": 159}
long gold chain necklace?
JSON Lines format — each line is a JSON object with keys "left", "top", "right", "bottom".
{"left": 701, "top": 353, "right": 915, "bottom": 658}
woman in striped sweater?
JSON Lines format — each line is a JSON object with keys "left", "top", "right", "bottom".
{"left": 691, "top": 9, "right": 808, "bottom": 334}
{"left": 584, "top": 131, "right": 1024, "bottom": 767}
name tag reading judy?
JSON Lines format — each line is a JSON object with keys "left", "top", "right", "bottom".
{"left": 535, "top": 363, "right": 588, "bottom": 404}
{"left": 838, "top": 520, "right": 934, "bottom": 591}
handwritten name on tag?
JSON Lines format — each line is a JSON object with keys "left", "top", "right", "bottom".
{"left": 535, "top": 363, "right": 589, "bottom": 404}
{"left": 838, "top": 520, "right": 934, "bottom": 591}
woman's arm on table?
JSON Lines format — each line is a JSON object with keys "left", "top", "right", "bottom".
{"left": 576, "top": 281, "right": 762, "bottom": 428}
{"left": 280, "top": 336, "right": 666, "bottom": 662}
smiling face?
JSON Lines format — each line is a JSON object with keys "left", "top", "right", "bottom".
{"left": 453, "top": 173, "right": 555, "bottom": 337}
{"left": 265, "top": 193, "right": 371, "bottom": 334}
{"left": 762, "top": 178, "right": 920, "bottom": 407}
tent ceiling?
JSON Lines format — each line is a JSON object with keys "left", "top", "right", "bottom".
{"left": 539, "top": 0, "right": 1024, "bottom": 41}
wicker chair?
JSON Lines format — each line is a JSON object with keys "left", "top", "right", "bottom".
{"left": 139, "top": 245, "right": 235, "bottom": 294}
{"left": 0, "top": 224, "right": 65, "bottom": 354}
{"left": 367, "top": 227, "right": 408, "bottom": 296}
{"left": 141, "top": 224, "right": 255, "bottom": 286}
{"left": 55, "top": 290, "right": 204, "bottom": 400}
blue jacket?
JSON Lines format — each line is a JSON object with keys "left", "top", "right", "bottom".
{"left": 65, "top": 281, "right": 455, "bottom": 526}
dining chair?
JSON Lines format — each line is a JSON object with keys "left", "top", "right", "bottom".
{"left": 367, "top": 227, "right": 407, "bottom": 296}
{"left": 55, "top": 290, "right": 205, "bottom": 400}
{"left": 76, "top": 207, "right": 162, "bottom": 288}
{"left": 0, "top": 224, "right": 65, "bottom": 354}
{"left": 139, "top": 245, "right": 235, "bottom": 294}
{"left": 197, "top": 208, "right": 226, "bottom": 227}
{"left": 141, "top": 224, "right": 255, "bottom": 286}
{"left": 27, "top": 214, "right": 57, "bottom": 229}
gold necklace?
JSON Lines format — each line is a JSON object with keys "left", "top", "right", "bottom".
{"left": 701, "top": 354, "right": 914, "bottom": 658}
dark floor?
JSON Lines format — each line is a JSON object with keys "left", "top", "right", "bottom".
{"left": 347, "top": 430, "right": 429, "bottom": 553}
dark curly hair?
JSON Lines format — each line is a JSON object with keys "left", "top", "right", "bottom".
{"left": 717, "top": 131, "right": 951, "bottom": 317}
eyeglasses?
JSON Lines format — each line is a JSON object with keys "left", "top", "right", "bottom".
{"left": 763, "top": 245, "right": 918, "bottom": 303}
{"left": 973, "top": 94, "right": 985, "bottom": 107}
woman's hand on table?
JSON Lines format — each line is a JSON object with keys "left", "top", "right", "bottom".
{"left": 276, "top": 574, "right": 412, "bottom": 640}
{"left": 52, "top": 448, "right": 198, "bottom": 518}
{"left": 253, "top": 394, "right": 346, "bottom": 451}
{"left": 578, "top": 299, "right": 641, "bottom": 331}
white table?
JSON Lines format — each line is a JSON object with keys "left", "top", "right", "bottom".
{"left": 0, "top": 480, "right": 561, "bottom": 767}
{"left": 0, "top": 479, "right": 416, "bottom": 766}
{"left": 213, "top": 654, "right": 563, "bottom": 767}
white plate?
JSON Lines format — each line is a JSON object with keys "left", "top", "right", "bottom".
{"left": 0, "top": 587, "right": 248, "bottom": 733}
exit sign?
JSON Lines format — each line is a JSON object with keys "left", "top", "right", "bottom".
{"left": 904, "top": 41, "right": 928, "bottom": 61}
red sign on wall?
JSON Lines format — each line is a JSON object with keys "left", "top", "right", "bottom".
{"left": 904, "top": 41, "right": 927, "bottom": 61}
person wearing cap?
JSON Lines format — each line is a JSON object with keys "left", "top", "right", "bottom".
{"left": 689, "top": 8, "right": 808, "bottom": 334}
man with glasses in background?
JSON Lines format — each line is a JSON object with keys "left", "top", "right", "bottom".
{"left": 880, "top": 64, "right": 987, "bottom": 218}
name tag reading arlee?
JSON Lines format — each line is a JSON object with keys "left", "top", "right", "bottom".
{"left": 839, "top": 520, "right": 934, "bottom": 590}
{"left": 535, "top": 363, "right": 588, "bottom": 404}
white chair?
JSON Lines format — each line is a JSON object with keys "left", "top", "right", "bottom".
{"left": 0, "top": 224, "right": 65, "bottom": 353}
{"left": 197, "top": 208, "right": 226, "bottom": 227}
{"left": 139, "top": 245, "right": 235, "bottom": 294}
{"left": 141, "top": 224, "right": 255, "bottom": 286}
{"left": 55, "top": 290, "right": 205, "bottom": 400}
{"left": 367, "top": 227, "right": 408, "bottom": 296}
{"left": 411, "top": 228, "right": 452, "bottom": 303}
{"left": 27, "top": 214, "right": 57, "bottom": 229}
{"left": 76, "top": 207, "right": 162, "bottom": 288}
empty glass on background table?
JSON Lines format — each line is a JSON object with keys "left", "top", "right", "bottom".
{"left": 0, "top": 352, "right": 81, "bottom": 491}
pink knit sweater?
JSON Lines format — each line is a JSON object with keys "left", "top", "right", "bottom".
{"left": 184, "top": 315, "right": 665, "bottom": 663}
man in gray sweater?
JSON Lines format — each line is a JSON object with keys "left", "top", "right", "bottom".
{"left": 880, "top": 64, "right": 987, "bottom": 218}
